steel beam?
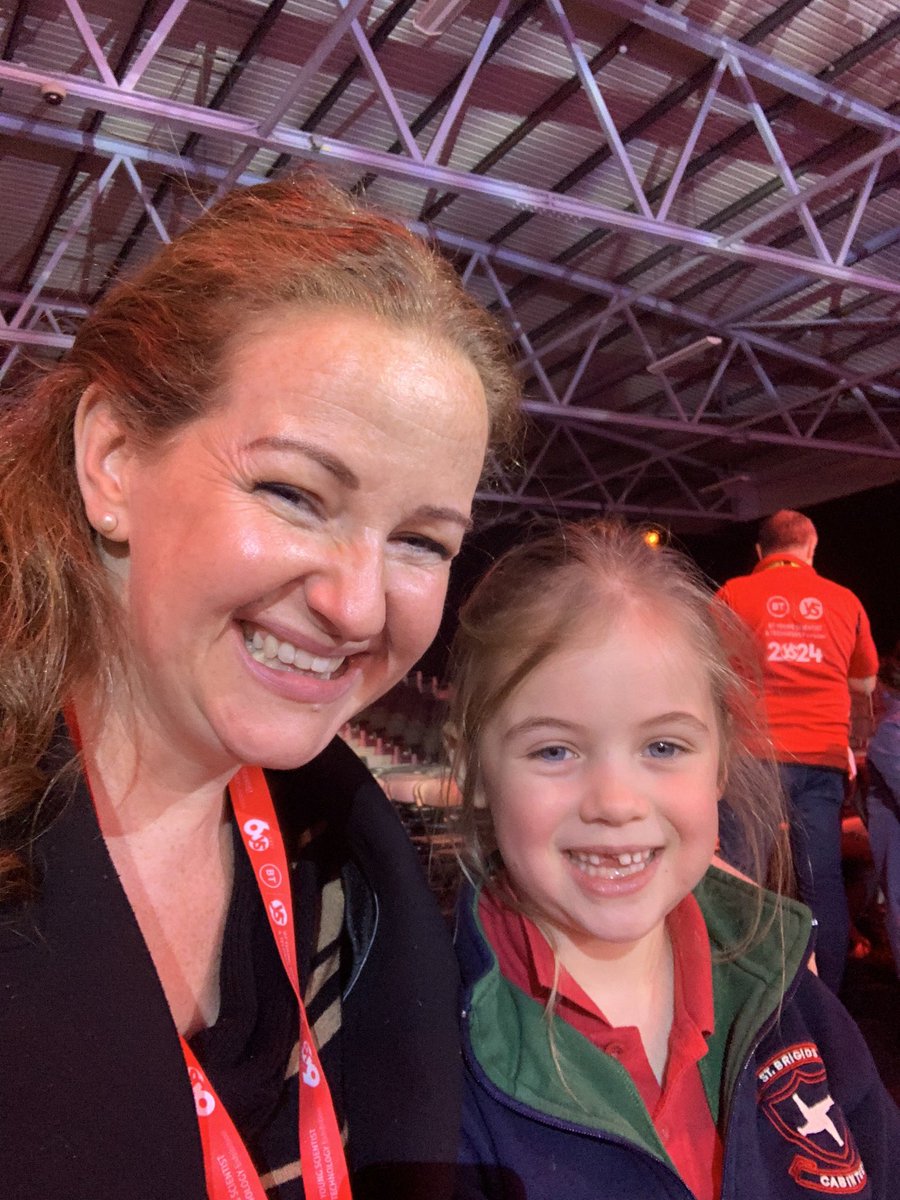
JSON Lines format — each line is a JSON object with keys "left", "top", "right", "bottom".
{"left": 592, "top": 0, "right": 900, "bottom": 134}
{"left": 421, "top": 226, "right": 900, "bottom": 401}
{"left": 0, "top": 109, "right": 894, "bottom": 407}
{"left": 1, "top": 60, "right": 898, "bottom": 295}
{"left": 522, "top": 399, "right": 900, "bottom": 460}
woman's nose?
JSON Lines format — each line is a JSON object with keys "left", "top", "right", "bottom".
{"left": 578, "top": 760, "right": 649, "bottom": 826}
{"left": 303, "top": 537, "right": 387, "bottom": 645}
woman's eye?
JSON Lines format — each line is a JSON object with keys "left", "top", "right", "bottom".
{"left": 398, "top": 533, "right": 453, "bottom": 561}
{"left": 645, "top": 740, "right": 681, "bottom": 760}
{"left": 255, "top": 481, "right": 318, "bottom": 512}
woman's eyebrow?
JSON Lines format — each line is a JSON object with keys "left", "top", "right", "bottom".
{"left": 411, "top": 505, "right": 474, "bottom": 533}
{"left": 247, "top": 435, "right": 359, "bottom": 489}
{"left": 247, "top": 438, "right": 473, "bottom": 531}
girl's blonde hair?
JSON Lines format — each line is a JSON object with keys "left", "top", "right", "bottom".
{"left": 446, "top": 518, "right": 793, "bottom": 954}
{"left": 0, "top": 173, "right": 521, "bottom": 903}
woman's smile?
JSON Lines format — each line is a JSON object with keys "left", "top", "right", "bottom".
{"left": 241, "top": 622, "right": 348, "bottom": 679}
{"left": 103, "top": 306, "right": 489, "bottom": 778}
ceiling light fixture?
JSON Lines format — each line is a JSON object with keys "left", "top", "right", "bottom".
{"left": 646, "top": 335, "right": 722, "bottom": 375}
{"left": 412, "top": 0, "right": 473, "bottom": 36}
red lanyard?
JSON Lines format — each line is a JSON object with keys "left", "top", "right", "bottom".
{"left": 70, "top": 709, "right": 352, "bottom": 1200}
{"left": 184, "top": 764, "right": 351, "bottom": 1200}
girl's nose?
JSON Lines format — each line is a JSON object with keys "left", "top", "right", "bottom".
{"left": 578, "top": 760, "right": 650, "bottom": 826}
{"left": 303, "top": 537, "right": 387, "bottom": 645}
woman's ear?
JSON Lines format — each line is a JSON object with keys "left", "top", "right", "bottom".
{"left": 74, "top": 385, "right": 133, "bottom": 542}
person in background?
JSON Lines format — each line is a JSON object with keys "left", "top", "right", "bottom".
{"left": 716, "top": 510, "right": 878, "bottom": 993}
{"left": 446, "top": 519, "right": 899, "bottom": 1200}
{"left": 865, "top": 644, "right": 900, "bottom": 978}
{"left": 0, "top": 175, "right": 520, "bottom": 1200}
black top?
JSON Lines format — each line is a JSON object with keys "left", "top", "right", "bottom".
{"left": 0, "top": 734, "right": 462, "bottom": 1200}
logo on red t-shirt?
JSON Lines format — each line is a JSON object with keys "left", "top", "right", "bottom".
{"left": 799, "top": 597, "right": 824, "bottom": 620}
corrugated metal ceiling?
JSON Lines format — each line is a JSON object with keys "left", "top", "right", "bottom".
{"left": 0, "top": 0, "right": 897, "bottom": 529}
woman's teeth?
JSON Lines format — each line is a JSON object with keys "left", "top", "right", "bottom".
{"left": 566, "top": 848, "right": 656, "bottom": 880}
{"left": 243, "top": 626, "right": 345, "bottom": 679}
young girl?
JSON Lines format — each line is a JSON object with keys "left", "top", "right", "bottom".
{"left": 447, "top": 520, "right": 900, "bottom": 1200}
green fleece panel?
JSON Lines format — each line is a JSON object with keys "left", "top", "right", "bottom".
{"left": 696, "top": 869, "right": 812, "bottom": 1122}
{"left": 468, "top": 906, "right": 673, "bottom": 1166}
{"left": 466, "top": 866, "right": 812, "bottom": 1153}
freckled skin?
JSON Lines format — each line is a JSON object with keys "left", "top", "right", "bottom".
{"left": 96, "top": 307, "right": 489, "bottom": 783}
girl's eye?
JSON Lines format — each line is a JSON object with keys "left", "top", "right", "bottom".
{"left": 645, "top": 740, "right": 681, "bottom": 760}
{"left": 532, "top": 744, "right": 573, "bottom": 763}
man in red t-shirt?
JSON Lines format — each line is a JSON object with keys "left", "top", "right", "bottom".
{"left": 716, "top": 510, "right": 878, "bottom": 993}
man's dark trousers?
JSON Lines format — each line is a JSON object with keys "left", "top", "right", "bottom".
{"left": 781, "top": 762, "right": 849, "bottom": 993}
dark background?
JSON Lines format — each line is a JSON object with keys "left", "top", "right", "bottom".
{"left": 420, "top": 477, "right": 900, "bottom": 682}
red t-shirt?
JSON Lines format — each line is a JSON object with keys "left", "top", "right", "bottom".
{"left": 717, "top": 554, "right": 878, "bottom": 769}
{"left": 479, "top": 889, "right": 723, "bottom": 1200}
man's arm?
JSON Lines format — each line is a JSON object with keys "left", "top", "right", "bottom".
{"left": 849, "top": 675, "right": 877, "bottom": 695}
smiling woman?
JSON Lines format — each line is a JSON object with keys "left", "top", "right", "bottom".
{"left": 0, "top": 176, "right": 519, "bottom": 1200}
{"left": 75, "top": 306, "right": 489, "bottom": 779}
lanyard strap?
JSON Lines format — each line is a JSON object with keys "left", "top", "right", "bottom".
{"left": 68, "top": 703, "right": 352, "bottom": 1200}
{"left": 187, "top": 764, "right": 352, "bottom": 1200}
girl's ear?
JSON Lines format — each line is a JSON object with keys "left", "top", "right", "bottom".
{"left": 443, "top": 724, "right": 488, "bottom": 808}
{"left": 471, "top": 787, "right": 488, "bottom": 810}
{"left": 443, "top": 724, "right": 467, "bottom": 789}
{"left": 74, "top": 385, "right": 134, "bottom": 542}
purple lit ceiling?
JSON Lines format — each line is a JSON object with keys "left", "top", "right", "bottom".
{"left": 1, "top": 0, "right": 898, "bottom": 531}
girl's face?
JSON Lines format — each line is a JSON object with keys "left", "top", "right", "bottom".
{"left": 477, "top": 606, "right": 721, "bottom": 969}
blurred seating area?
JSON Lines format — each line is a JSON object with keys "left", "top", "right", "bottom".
{"left": 341, "top": 673, "right": 463, "bottom": 912}
{"left": 340, "top": 670, "right": 449, "bottom": 770}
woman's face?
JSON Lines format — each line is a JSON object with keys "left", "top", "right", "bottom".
{"left": 88, "top": 307, "right": 489, "bottom": 777}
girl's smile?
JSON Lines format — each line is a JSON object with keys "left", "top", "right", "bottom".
{"left": 564, "top": 845, "right": 661, "bottom": 889}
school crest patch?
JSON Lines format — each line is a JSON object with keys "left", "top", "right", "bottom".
{"left": 758, "top": 1041, "right": 867, "bottom": 1194}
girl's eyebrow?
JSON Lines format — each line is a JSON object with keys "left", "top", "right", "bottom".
{"left": 638, "top": 711, "right": 711, "bottom": 732}
{"left": 503, "top": 716, "right": 585, "bottom": 740}
{"left": 502, "top": 712, "right": 712, "bottom": 739}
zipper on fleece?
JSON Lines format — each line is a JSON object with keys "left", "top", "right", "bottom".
{"left": 461, "top": 1015, "right": 698, "bottom": 1200}
{"left": 717, "top": 923, "right": 816, "bottom": 1198}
